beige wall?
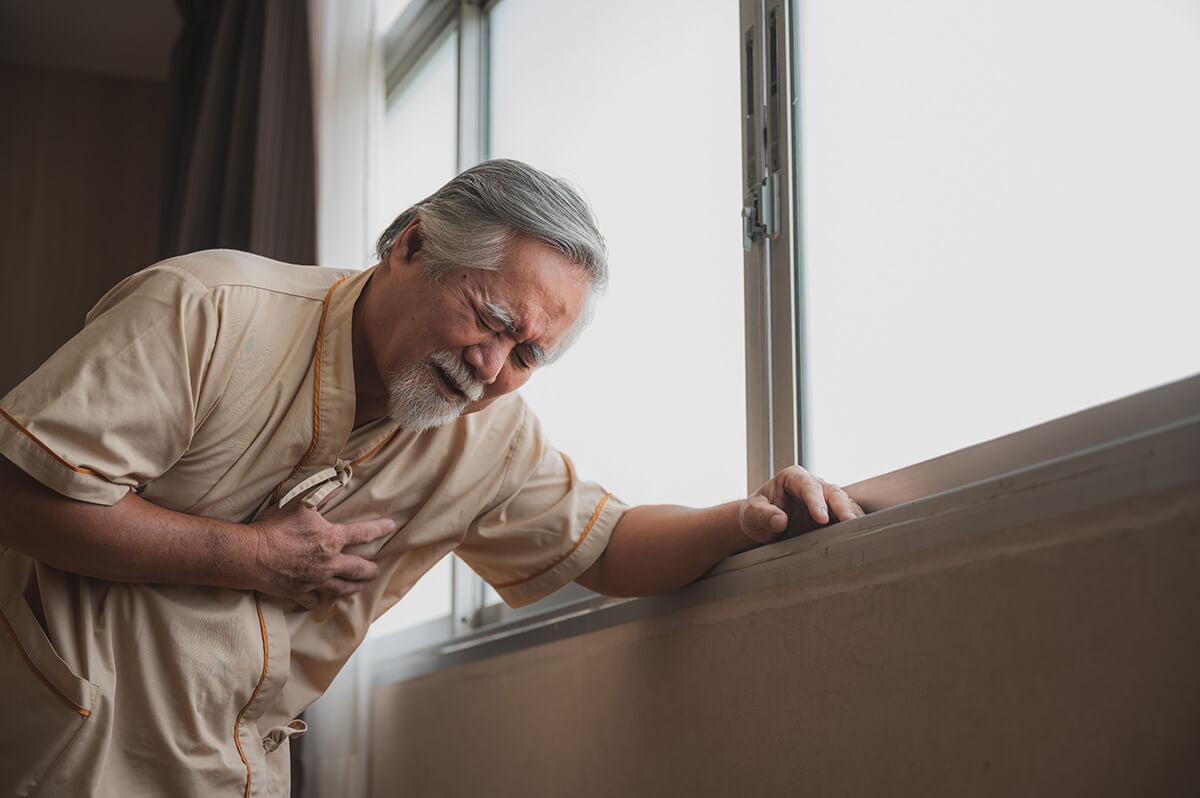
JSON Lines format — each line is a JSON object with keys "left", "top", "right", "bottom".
{"left": 0, "top": 61, "right": 166, "bottom": 395}
{"left": 370, "top": 481, "right": 1200, "bottom": 797}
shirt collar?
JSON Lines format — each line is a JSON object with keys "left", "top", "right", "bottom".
{"left": 309, "top": 266, "right": 387, "bottom": 464}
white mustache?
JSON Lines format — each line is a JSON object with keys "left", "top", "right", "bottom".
{"left": 429, "top": 350, "right": 484, "bottom": 402}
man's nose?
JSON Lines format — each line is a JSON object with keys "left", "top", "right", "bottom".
{"left": 464, "top": 340, "right": 507, "bottom": 384}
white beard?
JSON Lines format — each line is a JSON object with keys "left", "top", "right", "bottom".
{"left": 386, "top": 350, "right": 484, "bottom": 431}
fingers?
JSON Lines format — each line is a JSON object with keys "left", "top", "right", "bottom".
{"left": 824, "top": 483, "right": 864, "bottom": 521}
{"left": 295, "top": 591, "right": 321, "bottom": 611}
{"left": 739, "top": 494, "right": 789, "bottom": 543}
{"left": 320, "top": 577, "right": 368, "bottom": 598}
{"left": 293, "top": 567, "right": 374, "bottom": 612}
{"left": 748, "top": 467, "right": 866, "bottom": 546}
{"left": 780, "top": 466, "right": 829, "bottom": 525}
{"left": 340, "top": 517, "right": 396, "bottom": 546}
{"left": 331, "top": 553, "right": 380, "bottom": 583}
{"left": 775, "top": 466, "right": 868, "bottom": 524}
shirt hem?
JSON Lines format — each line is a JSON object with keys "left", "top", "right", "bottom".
{"left": 0, "top": 409, "right": 128, "bottom": 506}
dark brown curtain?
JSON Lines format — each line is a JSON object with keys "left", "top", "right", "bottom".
{"left": 159, "top": 0, "right": 316, "bottom": 264}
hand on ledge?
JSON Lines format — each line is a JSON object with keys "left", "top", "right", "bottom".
{"left": 738, "top": 465, "right": 864, "bottom": 544}
{"left": 576, "top": 466, "right": 864, "bottom": 597}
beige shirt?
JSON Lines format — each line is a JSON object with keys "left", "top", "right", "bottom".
{"left": 0, "top": 250, "right": 626, "bottom": 797}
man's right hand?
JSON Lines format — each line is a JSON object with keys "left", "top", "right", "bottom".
{"left": 249, "top": 493, "right": 395, "bottom": 610}
{"left": 0, "top": 456, "right": 394, "bottom": 610}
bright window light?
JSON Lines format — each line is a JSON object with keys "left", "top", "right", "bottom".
{"left": 371, "top": 27, "right": 459, "bottom": 242}
{"left": 799, "top": 0, "right": 1200, "bottom": 485}
{"left": 489, "top": 0, "right": 746, "bottom": 513}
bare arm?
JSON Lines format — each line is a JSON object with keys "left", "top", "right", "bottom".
{"left": 576, "top": 466, "right": 863, "bottom": 597}
{"left": 0, "top": 457, "right": 394, "bottom": 609}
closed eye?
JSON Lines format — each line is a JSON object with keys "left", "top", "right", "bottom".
{"left": 518, "top": 343, "right": 546, "bottom": 370}
{"left": 473, "top": 307, "right": 496, "bottom": 333}
{"left": 474, "top": 299, "right": 542, "bottom": 369}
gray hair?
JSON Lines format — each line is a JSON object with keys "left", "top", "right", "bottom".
{"left": 375, "top": 159, "right": 608, "bottom": 292}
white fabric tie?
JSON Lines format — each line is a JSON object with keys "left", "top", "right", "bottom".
{"left": 262, "top": 719, "right": 308, "bottom": 754}
{"left": 277, "top": 461, "right": 353, "bottom": 509}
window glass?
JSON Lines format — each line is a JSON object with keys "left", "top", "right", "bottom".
{"left": 488, "top": 0, "right": 746, "bottom": 516}
{"left": 372, "top": 27, "right": 459, "bottom": 241}
{"left": 798, "top": 0, "right": 1200, "bottom": 485}
{"left": 369, "top": 25, "right": 459, "bottom": 638}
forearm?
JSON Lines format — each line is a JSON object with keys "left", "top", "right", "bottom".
{"left": 576, "top": 466, "right": 866, "bottom": 599}
{"left": 577, "top": 502, "right": 755, "bottom": 597}
{"left": 0, "top": 456, "right": 258, "bottom": 589}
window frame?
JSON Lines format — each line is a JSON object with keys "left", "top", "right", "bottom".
{"left": 740, "top": 0, "right": 805, "bottom": 491}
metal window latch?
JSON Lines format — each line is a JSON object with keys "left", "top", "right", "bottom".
{"left": 742, "top": 172, "right": 781, "bottom": 251}
{"left": 742, "top": 197, "right": 762, "bottom": 251}
{"left": 743, "top": 2, "right": 787, "bottom": 253}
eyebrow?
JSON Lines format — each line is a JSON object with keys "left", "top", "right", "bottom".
{"left": 483, "top": 299, "right": 547, "bottom": 367}
{"left": 482, "top": 299, "right": 517, "bottom": 333}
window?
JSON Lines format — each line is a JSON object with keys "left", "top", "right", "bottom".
{"left": 371, "top": 0, "right": 745, "bottom": 636}
{"left": 484, "top": 0, "right": 746, "bottom": 610}
{"left": 369, "top": 0, "right": 1199, "bottom": 642}
{"left": 373, "top": 26, "right": 458, "bottom": 239}
{"left": 489, "top": 0, "right": 745, "bottom": 511}
{"left": 791, "top": 0, "right": 1200, "bottom": 485}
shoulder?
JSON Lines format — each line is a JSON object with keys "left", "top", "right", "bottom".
{"left": 158, "top": 249, "right": 353, "bottom": 300}
{"left": 465, "top": 392, "right": 535, "bottom": 448}
{"left": 419, "top": 393, "right": 540, "bottom": 480}
{"left": 86, "top": 250, "right": 355, "bottom": 323}
{"left": 459, "top": 393, "right": 558, "bottom": 485}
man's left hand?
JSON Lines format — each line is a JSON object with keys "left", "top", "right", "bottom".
{"left": 738, "top": 465, "right": 864, "bottom": 544}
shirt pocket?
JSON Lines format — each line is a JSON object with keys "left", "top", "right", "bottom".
{"left": 0, "top": 593, "right": 100, "bottom": 797}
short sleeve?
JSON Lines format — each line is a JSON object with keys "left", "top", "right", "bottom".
{"left": 0, "top": 264, "right": 219, "bottom": 505}
{"left": 456, "top": 404, "right": 629, "bottom": 608}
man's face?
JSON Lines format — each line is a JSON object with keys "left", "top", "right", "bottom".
{"left": 359, "top": 226, "right": 590, "bottom": 429}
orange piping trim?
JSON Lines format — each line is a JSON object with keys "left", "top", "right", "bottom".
{"left": 491, "top": 492, "right": 613, "bottom": 590}
{"left": 0, "top": 611, "right": 90, "bottom": 717}
{"left": 558, "top": 451, "right": 574, "bottom": 483}
{"left": 351, "top": 428, "right": 400, "bottom": 466}
{"left": 233, "top": 597, "right": 270, "bottom": 798}
{"left": 270, "top": 275, "right": 350, "bottom": 503}
{"left": 0, "top": 406, "right": 101, "bottom": 477}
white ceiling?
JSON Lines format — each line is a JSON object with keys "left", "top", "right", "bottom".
{"left": 0, "top": 0, "right": 181, "bottom": 80}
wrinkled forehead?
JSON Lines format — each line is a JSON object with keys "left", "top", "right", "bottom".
{"left": 467, "top": 246, "right": 591, "bottom": 352}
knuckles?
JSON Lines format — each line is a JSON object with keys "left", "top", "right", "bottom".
{"left": 259, "top": 506, "right": 385, "bottom": 605}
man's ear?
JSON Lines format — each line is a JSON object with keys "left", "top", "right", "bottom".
{"left": 391, "top": 218, "right": 424, "bottom": 268}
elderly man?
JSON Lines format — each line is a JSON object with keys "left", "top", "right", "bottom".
{"left": 0, "top": 160, "right": 860, "bottom": 796}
